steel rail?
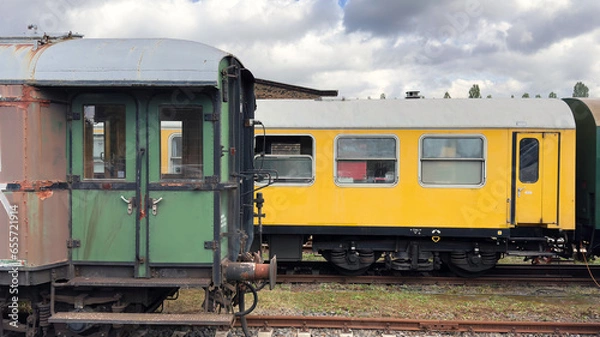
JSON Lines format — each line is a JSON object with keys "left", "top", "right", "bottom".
{"left": 239, "top": 315, "right": 600, "bottom": 334}
{"left": 275, "top": 274, "right": 597, "bottom": 285}
{"left": 276, "top": 262, "right": 600, "bottom": 285}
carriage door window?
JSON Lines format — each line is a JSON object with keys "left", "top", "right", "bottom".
{"left": 83, "top": 104, "right": 126, "bottom": 179}
{"left": 519, "top": 138, "right": 539, "bottom": 183}
{"left": 160, "top": 106, "right": 203, "bottom": 180}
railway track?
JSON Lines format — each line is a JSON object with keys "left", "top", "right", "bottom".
{"left": 276, "top": 261, "right": 600, "bottom": 285}
{"left": 237, "top": 315, "right": 600, "bottom": 335}
{"left": 276, "top": 274, "right": 597, "bottom": 285}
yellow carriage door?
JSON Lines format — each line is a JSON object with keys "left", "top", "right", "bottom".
{"left": 514, "top": 132, "right": 559, "bottom": 225}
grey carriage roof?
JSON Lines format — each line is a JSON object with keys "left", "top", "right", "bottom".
{"left": 255, "top": 98, "right": 575, "bottom": 129}
{"left": 0, "top": 37, "right": 233, "bottom": 86}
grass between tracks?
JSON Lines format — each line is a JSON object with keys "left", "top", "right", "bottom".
{"left": 163, "top": 282, "right": 600, "bottom": 323}
{"left": 163, "top": 254, "right": 600, "bottom": 322}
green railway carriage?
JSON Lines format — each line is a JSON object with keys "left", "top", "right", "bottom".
{"left": 564, "top": 98, "right": 600, "bottom": 254}
{"left": 0, "top": 35, "right": 274, "bottom": 335}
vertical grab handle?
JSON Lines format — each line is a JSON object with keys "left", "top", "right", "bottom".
{"left": 150, "top": 197, "right": 163, "bottom": 216}
{"left": 120, "top": 195, "right": 136, "bottom": 215}
{"left": 136, "top": 147, "right": 145, "bottom": 214}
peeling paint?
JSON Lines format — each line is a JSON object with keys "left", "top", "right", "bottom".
{"left": 9, "top": 180, "right": 65, "bottom": 192}
{"left": 160, "top": 182, "right": 186, "bottom": 187}
{"left": 36, "top": 190, "right": 53, "bottom": 200}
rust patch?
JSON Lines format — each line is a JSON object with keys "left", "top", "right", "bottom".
{"left": 160, "top": 182, "right": 186, "bottom": 187}
{"left": 102, "top": 183, "right": 112, "bottom": 190}
{"left": 0, "top": 190, "right": 68, "bottom": 266}
{"left": 0, "top": 85, "right": 50, "bottom": 106}
{"left": 10, "top": 180, "right": 65, "bottom": 191}
{"left": 22, "top": 85, "right": 51, "bottom": 105}
{"left": 139, "top": 209, "right": 146, "bottom": 220}
{"left": 36, "top": 190, "right": 53, "bottom": 200}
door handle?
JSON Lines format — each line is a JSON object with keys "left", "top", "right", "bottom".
{"left": 150, "top": 197, "right": 163, "bottom": 216}
{"left": 120, "top": 196, "right": 136, "bottom": 215}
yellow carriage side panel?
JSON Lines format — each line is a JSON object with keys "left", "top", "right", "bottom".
{"left": 557, "top": 129, "right": 576, "bottom": 230}
{"left": 258, "top": 128, "right": 513, "bottom": 230}
{"left": 256, "top": 126, "right": 575, "bottom": 231}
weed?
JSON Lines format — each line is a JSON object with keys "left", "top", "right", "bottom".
{"left": 163, "top": 283, "right": 600, "bottom": 323}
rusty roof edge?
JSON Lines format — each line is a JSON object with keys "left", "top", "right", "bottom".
{"left": 44, "top": 80, "right": 218, "bottom": 87}
{"left": 0, "top": 79, "right": 219, "bottom": 87}
{"left": 255, "top": 78, "right": 338, "bottom": 97}
{"left": 0, "top": 33, "right": 83, "bottom": 43}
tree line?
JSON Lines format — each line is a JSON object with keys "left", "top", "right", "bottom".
{"left": 442, "top": 81, "right": 590, "bottom": 99}
{"left": 374, "top": 82, "right": 590, "bottom": 100}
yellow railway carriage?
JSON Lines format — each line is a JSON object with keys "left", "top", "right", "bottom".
{"left": 253, "top": 98, "right": 575, "bottom": 276}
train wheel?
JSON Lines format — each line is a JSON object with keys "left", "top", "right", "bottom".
{"left": 321, "top": 249, "right": 376, "bottom": 276}
{"left": 442, "top": 251, "right": 498, "bottom": 278}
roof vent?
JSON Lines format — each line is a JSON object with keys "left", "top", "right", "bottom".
{"left": 405, "top": 90, "right": 422, "bottom": 99}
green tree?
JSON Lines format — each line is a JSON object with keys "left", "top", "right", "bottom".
{"left": 522, "top": 93, "right": 530, "bottom": 98}
{"left": 380, "top": 93, "right": 386, "bottom": 99}
{"left": 468, "top": 84, "right": 481, "bottom": 98}
{"left": 535, "top": 94, "right": 541, "bottom": 98}
{"left": 573, "top": 81, "right": 589, "bottom": 97}
{"left": 444, "top": 91, "right": 451, "bottom": 99}
{"left": 486, "top": 94, "right": 492, "bottom": 98}
{"left": 548, "top": 92, "right": 557, "bottom": 98}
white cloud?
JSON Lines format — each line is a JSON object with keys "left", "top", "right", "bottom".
{"left": 514, "top": 0, "right": 571, "bottom": 15}
{"left": 1, "top": 0, "right": 600, "bottom": 99}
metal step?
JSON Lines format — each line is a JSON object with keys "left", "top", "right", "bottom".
{"left": 49, "top": 312, "right": 233, "bottom": 326}
{"left": 53, "top": 277, "right": 211, "bottom": 288}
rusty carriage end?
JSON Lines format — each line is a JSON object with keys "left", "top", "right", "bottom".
{"left": 0, "top": 34, "right": 268, "bottom": 335}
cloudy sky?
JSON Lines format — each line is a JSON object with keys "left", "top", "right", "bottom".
{"left": 2, "top": 0, "right": 599, "bottom": 99}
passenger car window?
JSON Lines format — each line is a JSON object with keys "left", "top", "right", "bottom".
{"left": 160, "top": 106, "right": 203, "bottom": 180}
{"left": 254, "top": 135, "right": 314, "bottom": 184}
{"left": 83, "top": 104, "right": 126, "bottom": 179}
{"left": 335, "top": 136, "right": 397, "bottom": 185}
{"left": 420, "top": 136, "right": 485, "bottom": 186}
{"left": 168, "top": 134, "right": 182, "bottom": 174}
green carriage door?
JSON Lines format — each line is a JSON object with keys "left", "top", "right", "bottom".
{"left": 70, "top": 95, "right": 137, "bottom": 263}
{"left": 146, "top": 97, "right": 216, "bottom": 265}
